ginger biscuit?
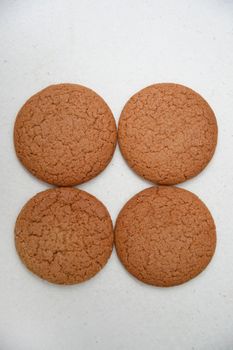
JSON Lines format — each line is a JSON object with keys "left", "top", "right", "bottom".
{"left": 15, "top": 188, "right": 114, "bottom": 285}
{"left": 115, "top": 186, "right": 216, "bottom": 287}
{"left": 118, "top": 83, "right": 217, "bottom": 185}
{"left": 14, "top": 84, "right": 117, "bottom": 186}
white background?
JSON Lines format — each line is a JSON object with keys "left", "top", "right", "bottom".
{"left": 0, "top": 1, "right": 233, "bottom": 349}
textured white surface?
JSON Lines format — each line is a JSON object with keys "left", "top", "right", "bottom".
{"left": 0, "top": 1, "right": 233, "bottom": 349}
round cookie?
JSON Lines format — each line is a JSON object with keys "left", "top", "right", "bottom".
{"left": 14, "top": 84, "right": 117, "bottom": 186}
{"left": 15, "top": 188, "right": 114, "bottom": 285}
{"left": 118, "top": 83, "right": 218, "bottom": 185}
{"left": 115, "top": 186, "right": 216, "bottom": 287}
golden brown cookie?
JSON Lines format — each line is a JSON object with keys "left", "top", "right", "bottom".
{"left": 15, "top": 188, "right": 114, "bottom": 284}
{"left": 115, "top": 186, "right": 216, "bottom": 287}
{"left": 118, "top": 83, "right": 218, "bottom": 185}
{"left": 14, "top": 84, "right": 117, "bottom": 186}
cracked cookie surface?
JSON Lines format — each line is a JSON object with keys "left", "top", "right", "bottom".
{"left": 115, "top": 186, "right": 216, "bottom": 287}
{"left": 15, "top": 188, "right": 114, "bottom": 285}
{"left": 14, "top": 83, "right": 117, "bottom": 186}
{"left": 118, "top": 83, "right": 218, "bottom": 185}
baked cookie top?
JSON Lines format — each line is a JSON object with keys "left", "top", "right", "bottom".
{"left": 118, "top": 83, "right": 217, "bottom": 185}
{"left": 115, "top": 186, "right": 216, "bottom": 287}
{"left": 14, "top": 83, "right": 117, "bottom": 186}
{"left": 15, "top": 187, "right": 114, "bottom": 284}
